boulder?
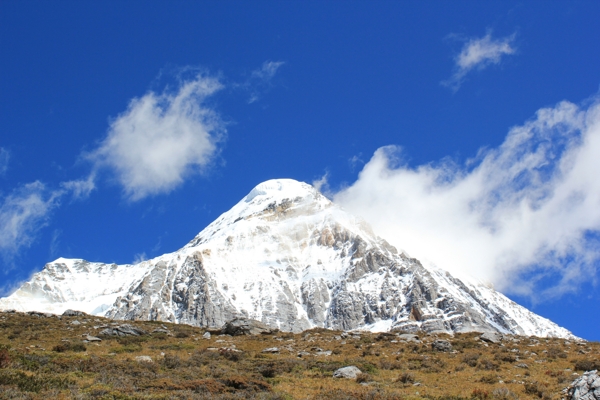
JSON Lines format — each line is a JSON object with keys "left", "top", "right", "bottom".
{"left": 333, "top": 366, "right": 362, "bottom": 379}
{"left": 431, "top": 339, "right": 452, "bottom": 352}
{"left": 63, "top": 310, "right": 87, "bottom": 317}
{"left": 564, "top": 370, "right": 600, "bottom": 400}
{"left": 99, "top": 324, "right": 147, "bottom": 337}
{"left": 202, "top": 331, "right": 211, "bottom": 339}
{"left": 480, "top": 332, "right": 502, "bottom": 344}
{"left": 221, "top": 317, "right": 276, "bottom": 336}
{"left": 316, "top": 350, "right": 332, "bottom": 356}
{"left": 85, "top": 335, "right": 102, "bottom": 342}
{"left": 27, "top": 311, "right": 52, "bottom": 318}
{"left": 135, "top": 356, "right": 153, "bottom": 363}
{"left": 398, "top": 333, "right": 420, "bottom": 343}
{"left": 262, "top": 347, "right": 280, "bottom": 353}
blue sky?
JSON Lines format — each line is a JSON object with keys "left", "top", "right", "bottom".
{"left": 1, "top": 1, "right": 599, "bottom": 340}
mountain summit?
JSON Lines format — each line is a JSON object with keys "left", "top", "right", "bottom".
{"left": 0, "top": 179, "right": 574, "bottom": 338}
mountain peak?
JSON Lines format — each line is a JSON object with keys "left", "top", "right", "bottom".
{"left": 0, "top": 178, "right": 575, "bottom": 339}
{"left": 244, "top": 179, "right": 318, "bottom": 202}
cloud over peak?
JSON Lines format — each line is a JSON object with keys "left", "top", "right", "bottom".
{"left": 335, "top": 97, "right": 600, "bottom": 300}
{"left": 443, "top": 32, "right": 516, "bottom": 91}
{"left": 89, "top": 75, "right": 226, "bottom": 201}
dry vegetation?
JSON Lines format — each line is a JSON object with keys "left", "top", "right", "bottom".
{"left": 0, "top": 311, "right": 598, "bottom": 399}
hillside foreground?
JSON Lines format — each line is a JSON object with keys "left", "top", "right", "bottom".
{"left": 0, "top": 310, "right": 598, "bottom": 399}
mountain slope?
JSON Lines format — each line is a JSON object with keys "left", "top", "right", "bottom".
{"left": 0, "top": 179, "right": 574, "bottom": 338}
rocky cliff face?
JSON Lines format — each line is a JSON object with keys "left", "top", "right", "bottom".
{"left": 0, "top": 179, "right": 575, "bottom": 338}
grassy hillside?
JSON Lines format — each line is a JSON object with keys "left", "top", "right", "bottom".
{"left": 0, "top": 311, "right": 598, "bottom": 399}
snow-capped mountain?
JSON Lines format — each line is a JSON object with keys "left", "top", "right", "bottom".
{"left": 0, "top": 179, "right": 574, "bottom": 338}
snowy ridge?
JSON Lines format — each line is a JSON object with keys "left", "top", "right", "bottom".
{"left": 0, "top": 179, "right": 576, "bottom": 339}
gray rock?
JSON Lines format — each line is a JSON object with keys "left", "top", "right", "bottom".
{"left": 70, "top": 320, "right": 81, "bottom": 326}
{"left": 262, "top": 347, "right": 280, "bottom": 353}
{"left": 202, "top": 331, "right": 211, "bottom": 339}
{"left": 316, "top": 350, "right": 332, "bottom": 356}
{"left": 99, "top": 324, "right": 147, "bottom": 337}
{"left": 398, "top": 333, "right": 420, "bottom": 342}
{"left": 152, "top": 328, "right": 170, "bottom": 334}
{"left": 431, "top": 339, "right": 452, "bottom": 352}
{"left": 564, "top": 370, "right": 600, "bottom": 400}
{"left": 516, "top": 363, "right": 529, "bottom": 369}
{"left": 85, "top": 335, "right": 102, "bottom": 342}
{"left": 27, "top": 311, "right": 52, "bottom": 318}
{"left": 63, "top": 309, "right": 87, "bottom": 317}
{"left": 135, "top": 356, "right": 153, "bottom": 363}
{"left": 297, "top": 351, "right": 311, "bottom": 357}
{"left": 222, "top": 317, "right": 276, "bottom": 336}
{"left": 480, "top": 332, "right": 502, "bottom": 344}
{"left": 333, "top": 366, "right": 362, "bottom": 379}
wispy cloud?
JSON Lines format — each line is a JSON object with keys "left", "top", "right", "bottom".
{"left": 88, "top": 74, "right": 226, "bottom": 201}
{"left": 312, "top": 172, "right": 330, "bottom": 195}
{"left": 334, "top": 97, "right": 600, "bottom": 300}
{"left": 0, "top": 182, "right": 62, "bottom": 262}
{"left": 0, "top": 177, "right": 97, "bottom": 265}
{"left": 443, "top": 32, "right": 516, "bottom": 91}
{"left": 247, "top": 61, "right": 285, "bottom": 104}
{"left": 60, "top": 174, "right": 96, "bottom": 200}
{"left": 0, "top": 148, "right": 10, "bottom": 176}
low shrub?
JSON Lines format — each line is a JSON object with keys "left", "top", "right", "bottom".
{"left": 355, "top": 372, "right": 372, "bottom": 383}
{"left": 396, "top": 372, "right": 415, "bottom": 384}
{"left": 546, "top": 347, "right": 567, "bottom": 359}
{"left": 221, "top": 375, "right": 272, "bottom": 392}
{"left": 494, "top": 352, "right": 516, "bottom": 363}
{"left": 110, "top": 344, "right": 141, "bottom": 353}
{"left": 116, "top": 336, "right": 147, "bottom": 346}
{"left": 491, "top": 387, "right": 518, "bottom": 400}
{"left": 0, "top": 370, "right": 74, "bottom": 393}
{"left": 574, "top": 359, "right": 600, "bottom": 372}
{"left": 462, "top": 353, "right": 480, "bottom": 367}
{"left": 152, "top": 343, "right": 194, "bottom": 351}
{"left": 378, "top": 360, "right": 403, "bottom": 370}
{"left": 0, "top": 348, "right": 11, "bottom": 368}
{"left": 523, "top": 381, "right": 547, "bottom": 398}
{"left": 52, "top": 342, "right": 86, "bottom": 353}
{"left": 471, "top": 388, "right": 490, "bottom": 399}
{"left": 478, "top": 374, "right": 498, "bottom": 384}
{"left": 18, "top": 354, "right": 50, "bottom": 371}
{"left": 477, "top": 359, "right": 499, "bottom": 371}
{"left": 161, "top": 354, "right": 181, "bottom": 369}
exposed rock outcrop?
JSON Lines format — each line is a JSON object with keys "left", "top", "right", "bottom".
{"left": 222, "top": 318, "right": 276, "bottom": 336}
{"left": 564, "top": 370, "right": 600, "bottom": 400}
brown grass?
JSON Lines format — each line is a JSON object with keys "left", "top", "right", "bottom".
{"left": 0, "top": 310, "right": 597, "bottom": 399}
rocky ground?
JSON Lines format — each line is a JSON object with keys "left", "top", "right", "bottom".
{"left": 0, "top": 310, "right": 598, "bottom": 399}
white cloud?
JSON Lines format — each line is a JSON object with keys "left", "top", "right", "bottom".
{"left": 132, "top": 252, "right": 147, "bottom": 264}
{"left": 247, "top": 61, "right": 285, "bottom": 103}
{"left": 0, "top": 177, "right": 98, "bottom": 264}
{"left": 0, "top": 148, "right": 10, "bottom": 176}
{"left": 0, "top": 182, "right": 61, "bottom": 260}
{"left": 89, "top": 75, "right": 226, "bottom": 201}
{"left": 334, "top": 97, "right": 600, "bottom": 300}
{"left": 60, "top": 173, "right": 96, "bottom": 200}
{"left": 252, "top": 61, "right": 285, "bottom": 81}
{"left": 312, "top": 172, "right": 330, "bottom": 195}
{"left": 443, "top": 32, "right": 516, "bottom": 91}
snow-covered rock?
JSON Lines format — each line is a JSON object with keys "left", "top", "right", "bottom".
{"left": 0, "top": 179, "right": 576, "bottom": 338}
